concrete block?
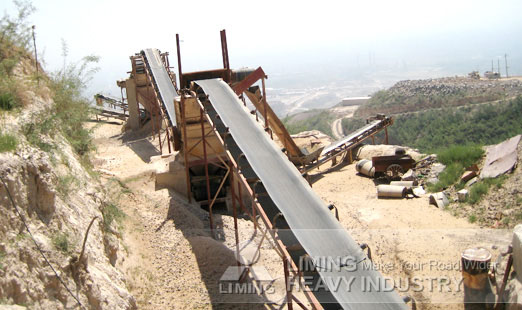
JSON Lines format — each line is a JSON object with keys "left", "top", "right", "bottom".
{"left": 429, "top": 192, "right": 449, "bottom": 208}
{"left": 457, "top": 189, "right": 469, "bottom": 202}
{"left": 154, "top": 156, "right": 189, "bottom": 199}
{"left": 401, "top": 169, "right": 416, "bottom": 181}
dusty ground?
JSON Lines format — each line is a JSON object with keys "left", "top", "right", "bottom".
{"left": 310, "top": 160, "right": 512, "bottom": 309}
{"left": 89, "top": 118, "right": 307, "bottom": 310}
{"left": 89, "top": 117, "right": 513, "bottom": 310}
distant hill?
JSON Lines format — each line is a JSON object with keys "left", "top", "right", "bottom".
{"left": 354, "top": 77, "right": 522, "bottom": 117}
{"left": 282, "top": 76, "right": 522, "bottom": 151}
{"left": 343, "top": 96, "right": 522, "bottom": 152}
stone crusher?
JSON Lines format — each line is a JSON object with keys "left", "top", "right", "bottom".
{"left": 119, "top": 29, "right": 411, "bottom": 310}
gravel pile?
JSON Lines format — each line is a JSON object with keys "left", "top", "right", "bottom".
{"left": 387, "top": 77, "right": 522, "bottom": 98}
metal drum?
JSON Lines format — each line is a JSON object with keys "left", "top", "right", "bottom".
{"left": 356, "top": 159, "right": 375, "bottom": 177}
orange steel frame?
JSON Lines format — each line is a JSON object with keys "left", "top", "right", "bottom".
{"left": 138, "top": 53, "right": 177, "bottom": 154}
{"left": 174, "top": 29, "right": 322, "bottom": 309}
{"left": 187, "top": 93, "right": 322, "bottom": 309}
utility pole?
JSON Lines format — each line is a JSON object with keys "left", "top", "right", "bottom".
{"left": 505, "top": 54, "right": 509, "bottom": 78}
{"left": 498, "top": 58, "right": 501, "bottom": 77}
{"left": 491, "top": 60, "right": 494, "bottom": 72}
{"left": 31, "top": 25, "right": 38, "bottom": 85}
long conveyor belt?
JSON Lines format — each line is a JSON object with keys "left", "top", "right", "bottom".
{"left": 142, "top": 48, "right": 178, "bottom": 127}
{"left": 322, "top": 120, "right": 382, "bottom": 155}
{"left": 300, "top": 117, "right": 392, "bottom": 174}
{"left": 196, "top": 79, "right": 406, "bottom": 310}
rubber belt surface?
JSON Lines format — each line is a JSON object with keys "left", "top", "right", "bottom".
{"left": 196, "top": 79, "right": 406, "bottom": 309}
{"left": 322, "top": 120, "right": 381, "bottom": 155}
{"left": 142, "top": 48, "right": 177, "bottom": 127}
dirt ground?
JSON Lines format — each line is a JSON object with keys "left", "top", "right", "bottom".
{"left": 310, "top": 161, "right": 511, "bottom": 309}
{"left": 89, "top": 118, "right": 309, "bottom": 310}
{"left": 89, "top": 117, "right": 512, "bottom": 310}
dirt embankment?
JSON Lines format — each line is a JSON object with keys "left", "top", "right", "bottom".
{"left": 0, "top": 104, "right": 135, "bottom": 308}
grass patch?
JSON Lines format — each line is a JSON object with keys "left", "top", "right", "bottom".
{"left": 468, "top": 182, "right": 489, "bottom": 204}
{"left": 0, "top": 92, "right": 16, "bottom": 110}
{"left": 52, "top": 232, "right": 72, "bottom": 254}
{"left": 22, "top": 110, "right": 58, "bottom": 152}
{"left": 437, "top": 145, "right": 484, "bottom": 168}
{"left": 427, "top": 163, "right": 464, "bottom": 192}
{"left": 515, "top": 210, "right": 522, "bottom": 222}
{"left": 16, "top": 232, "right": 28, "bottom": 241}
{"left": 0, "top": 249, "right": 6, "bottom": 270}
{"left": 467, "top": 176, "right": 508, "bottom": 205}
{"left": 427, "top": 145, "right": 484, "bottom": 192}
{"left": 0, "top": 132, "right": 17, "bottom": 152}
{"left": 101, "top": 203, "right": 125, "bottom": 232}
{"left": 57, "top": 174, "right": 77, "bottom": 196}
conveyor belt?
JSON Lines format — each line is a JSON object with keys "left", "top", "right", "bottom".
{"left": 196, "top": 79, "right": 406, "bottom": 309}
{"left": 322, "top": 120, "right": 381, "bottom": 155}
{"left": 142, "top": 48, "right": 177, "bottom": 127}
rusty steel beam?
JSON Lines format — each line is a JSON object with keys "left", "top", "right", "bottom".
{"left": 180, "top": 94, "right": 192, "bottom": 203}
{"left": 220, "top": 29, "right": 230, "bottom": 71}
{"left": 176, "top": 34, "right": 183, "bottom": 90}
{"left": 232, "top": 66, "right": 266, "bottom": 95}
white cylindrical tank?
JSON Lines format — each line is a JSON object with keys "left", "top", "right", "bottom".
{"left": 390, "top": 181, "right": 417, "bottom": 188}
{"left": 356, "top": 159, "right": 375, "bottom": 177}
{"left": 377, "top": 185, "right": 406, "bottom": 198}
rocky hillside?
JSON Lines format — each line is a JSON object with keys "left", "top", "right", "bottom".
{"left": 0, "top": 40, "right": 135, "bottom": 310}
{"left": 355, "top": 76, "right": 522, "bottom": 117}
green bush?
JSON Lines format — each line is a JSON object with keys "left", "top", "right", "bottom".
{"left": 0, "top": 1, "right": 35, "bottom": 110}
{"left": 0, "top": 92, "right": 16, "bottom": 110}
{"left": 468, "top": 182, "right": 489, "bottom": 204}
{"left": 0, "top": 132, "right": 17, "bottom": 152}
{"left": 49, "top": 43, "right": 98, "bottom": 156}
{"left": 57, "top": 174, "right": 76, "bottom": 196}
{"left": 437, "top": 145, "right": 484, "bottom": 168}
{"left": 467, "top": 176, "right": 507, "bottom": 205}
{"left": 342, "top": 96, "right": 522, "bottom": 154}
{"left": 102, "top": 203, "right": 125, "bottom": 232}
{"left": 2, "top": 2, "right": 98, "bottom": 159}
{"left": 426, "top": 145, "right": 484, "bottom": 192}
{"left": 0, "top": 249, "right": 5, "bottom": 270}
{"left": 22, "top": 110, "right": 57, "bottom": 151}
{"left": 52, "top": 232, "right": 71, "bottom": 254}
{"left": 427, "top": 163, "right": 464, "bottom": 192}
{"left": 382, "top": 97, "right": 522, "bottom": 153}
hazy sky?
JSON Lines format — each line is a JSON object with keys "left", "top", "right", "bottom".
{"left": 2, "top": 0, "right": 522, "bottom": 97}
